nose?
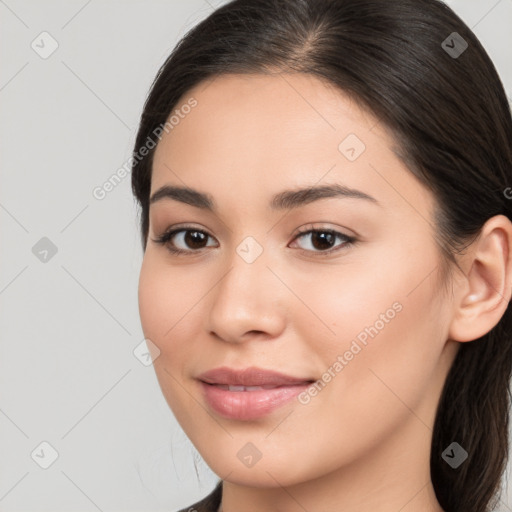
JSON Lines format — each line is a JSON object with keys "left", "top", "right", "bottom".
{"left": 206, "top": 243, "right": 287, "bottom": 344}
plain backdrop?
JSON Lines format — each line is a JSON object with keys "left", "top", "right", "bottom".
{"left": 0, "top": 1, "right": 511, "bottom": 511}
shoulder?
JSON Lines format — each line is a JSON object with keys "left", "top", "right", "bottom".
{"left": 175, "top": 481, "right": 223, "bottom": 512}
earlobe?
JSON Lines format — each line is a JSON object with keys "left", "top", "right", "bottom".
{"left": 448, "top": 214, "right": 512, "bottom": 343}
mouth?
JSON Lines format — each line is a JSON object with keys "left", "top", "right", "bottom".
{"left": 203, "top": 382, "right": 314, "bottom": 391}
{"left": 197, "top": 365, "right": 316, "bottom": 387}
{"left": 196, "top": 366, "right": 316, "bottom": 420}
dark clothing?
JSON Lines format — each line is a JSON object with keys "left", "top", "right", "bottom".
{"left": 176, "top": 481, "right": 223, "bottom": 512}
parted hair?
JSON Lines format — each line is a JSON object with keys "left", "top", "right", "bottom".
{"left": 131, "top": 1, "right": 512, "bottom": 510}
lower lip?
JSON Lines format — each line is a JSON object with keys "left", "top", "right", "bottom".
{"left": 199, "top": 381, "right": 311, "bottom": 420}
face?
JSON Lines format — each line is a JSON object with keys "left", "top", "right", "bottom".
{"left": 138, "top": 72, "right": 458, "bottom": 487}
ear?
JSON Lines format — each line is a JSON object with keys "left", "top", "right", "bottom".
{"left": 448, "top": 214, "right": 512, "bottom": 343}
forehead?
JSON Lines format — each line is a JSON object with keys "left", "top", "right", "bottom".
{"left": 154, "top": 72, "right": 373, "bottom": 164}
{"left": 150, "top": 72, "right": 435, "bottom": 219}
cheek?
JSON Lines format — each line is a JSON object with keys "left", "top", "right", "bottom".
{"left": 138, "top": 255, "right": 194, "bottom": 356}
{"left": 267, "top": 256, "right": 444, "bottom": 478}
{"left": 290, "top": 241, "right": 444, "bottom": 413}
{"left": 138, "top": 257, "right": 167, "bottom": 341}
{"left": 137, "top": 255, "right": 202, "bottom": 416}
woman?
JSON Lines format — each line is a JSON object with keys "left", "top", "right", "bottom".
{"left": 131, "top": 0, "right": 512, "bottom": 511}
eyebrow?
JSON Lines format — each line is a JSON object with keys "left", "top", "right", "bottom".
{"left": 149, "top": 183, "right": 381, "bottom": 211}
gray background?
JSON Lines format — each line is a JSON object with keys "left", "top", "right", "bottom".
{"left": 0, "top": 1, "right": 511, "bottom": 511}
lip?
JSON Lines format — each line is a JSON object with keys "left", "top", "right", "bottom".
{"left": 197, "top": 366, "right": 315, "bottom": 420}
{"left": 197, "top": 366, "right": 314, "bottom": 387}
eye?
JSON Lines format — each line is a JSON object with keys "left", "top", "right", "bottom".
{"left": 151, "top": 225, "right": 218, "bottom": 255}
{"left": 151, "top": 224, "right": 357, "bottom": 257}
{"left": 290, "top": 226, "right": 356, "bottom": 255}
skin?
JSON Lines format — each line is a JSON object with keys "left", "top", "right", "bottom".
{"left": 137, "top": 72, "right": 512, "bottom": 512}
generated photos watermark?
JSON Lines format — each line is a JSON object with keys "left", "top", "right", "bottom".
{"left": 298, "top": 301, "right": 403, "bottom": 405}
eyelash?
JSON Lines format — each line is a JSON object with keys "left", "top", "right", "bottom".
{"left": 151, "top": 224, "right": 357, "bottom": 257}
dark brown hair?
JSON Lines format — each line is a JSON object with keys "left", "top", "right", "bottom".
{"left": 131, "top": 1, "right": 512, "bottom": 510}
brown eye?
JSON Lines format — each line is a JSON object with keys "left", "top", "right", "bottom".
{"left": 182, "top": 230, "right": 209, "bottom": 249}
{"left": 310, "top": 231, "right": 335, "bottom": 250}
{"left": 291, "top": 229, "right": 356, "bottom": 255}
{"left": 153, "top": 227, "right": 218, "bottom": 255}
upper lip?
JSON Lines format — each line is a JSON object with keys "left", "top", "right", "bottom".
{"left": 198, "top": 366, "right": 315, "bottom": 387}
